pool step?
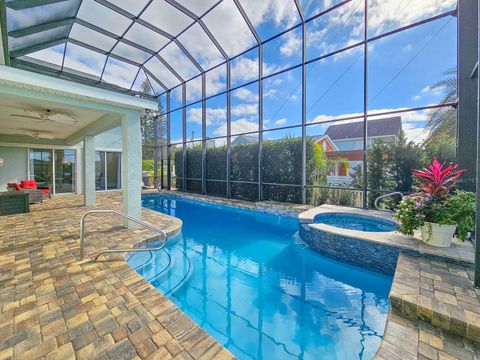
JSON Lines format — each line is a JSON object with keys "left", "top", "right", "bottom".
{"left": 130, "top": 249, "right": 172, "bottom": 281}
{"left": 151, "top": 247, "right": 193, "bottom": 295}
{"left": 130, "top": 246, "right": 193, "bottom": 296}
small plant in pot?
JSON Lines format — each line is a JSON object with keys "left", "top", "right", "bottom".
{"left": 394, "top": 159, "right": 476, "bottom": 247}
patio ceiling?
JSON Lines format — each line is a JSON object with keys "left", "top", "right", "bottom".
{"left": 0, "top": 92, "right": 106, "bottom": 140}
{"left": 1, "top": 0, "right": 303, "bottom": 99}
{"left": 0, "top": 65, "right": 158, "bottom": 144}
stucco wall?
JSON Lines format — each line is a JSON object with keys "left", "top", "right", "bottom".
{"left": 0, "top": 146, "right": 28, "bottom": 191}
{"left": 94, "top": 127, "right": 122, "bottom": 150}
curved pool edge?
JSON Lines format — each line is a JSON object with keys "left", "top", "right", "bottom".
{"left": 122, "top": 207, "right": 237, "bottom": 360}
{"left": 299, "top": 203, "right": 395, "bottom": 224}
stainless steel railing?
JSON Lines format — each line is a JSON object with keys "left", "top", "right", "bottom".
{"left": 374, "top": 191, "right": 404, "bottom": 213}
{"left": 79, "top": 209, "right": 168, "bottom": 261}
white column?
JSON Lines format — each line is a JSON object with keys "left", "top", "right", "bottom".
{"left": 83, "top": 135, "right": 96, "bottom": 206}
{"left": 122, "top": 111, "right": 142, "bottom": 225}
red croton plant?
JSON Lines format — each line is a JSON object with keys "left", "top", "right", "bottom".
{"left": 412, "top": 158, "right": 466, "bottom": 199}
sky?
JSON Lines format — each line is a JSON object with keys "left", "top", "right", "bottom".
{"left": 8, "top": 0, "right": 457, "bottom": 145}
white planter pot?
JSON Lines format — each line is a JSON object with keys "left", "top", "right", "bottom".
{"left": 420, "top": 222, "right": 457, "bottom": 247}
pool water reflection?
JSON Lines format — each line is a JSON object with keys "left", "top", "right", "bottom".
{"left": 130, "top": 195, "right": 392, "bottom": 360}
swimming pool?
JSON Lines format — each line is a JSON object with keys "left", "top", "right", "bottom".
{"left": 314, "top": 213, "right": 397, "bottom": 232}
{"left": 130, "top": 195, "right": 392, "bottom": 360}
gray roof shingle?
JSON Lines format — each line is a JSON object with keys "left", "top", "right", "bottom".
{"left": 325, "top": 117, "right": 402, "bottom": 140}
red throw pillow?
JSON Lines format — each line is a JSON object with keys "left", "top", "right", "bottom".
{"left": 7, "top": 183, "right": 22, "bottom": 191}
{"left": 21, "top": 180, "right": 38, "bottom": 189}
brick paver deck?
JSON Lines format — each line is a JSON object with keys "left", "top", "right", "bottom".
{"left": 0, "top": 192, "right": 235, "bottom": 360}
{"left": 375, "top": 254, "right": 480, "bottom": 360}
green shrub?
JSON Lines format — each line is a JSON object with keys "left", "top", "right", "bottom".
{"left": 174, "top": 137, "right": 328, "bottom": 203}
{"left": 142, "top": 159, "right": 154, "bottom": 171}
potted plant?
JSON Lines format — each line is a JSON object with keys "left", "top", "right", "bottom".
{"left": 395, "top": 159, "right": 476, "bottom": 247}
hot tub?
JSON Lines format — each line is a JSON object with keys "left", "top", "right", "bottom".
{"left": 314, "top": 213, "right": 397, "bottom": 232}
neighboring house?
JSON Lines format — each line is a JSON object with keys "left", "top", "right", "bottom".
{"left": 315, "top": 117, "right": 402, "bottom": 186}
{"left": 232, "top": 135, "right": 258, "bottom": 146}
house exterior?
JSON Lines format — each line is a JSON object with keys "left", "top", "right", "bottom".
{"left": 0, "top": 66, "right": 157, "bottom": 221}
{"left": 315, "top": 117, "right": 402, "bottom": 186}
{"left": 232, "top": 135, "right": 258, "bottom": 146}
{"left": 0, "top": 127, "right": 123, "bottom": 193}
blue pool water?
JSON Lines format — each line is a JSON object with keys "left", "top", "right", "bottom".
{"left": 129, "top": 195, "right": 392, "bottom": 360}
{"left": 314, "top": 213, "right": 397, "bottom": 232}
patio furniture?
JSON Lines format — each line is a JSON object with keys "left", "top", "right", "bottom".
{"left": 7, "top": 182, "right": 44, "bottom": 204}
{"left": 0, "top": 192, "right": 30, "bottom": 216}
{"left": 20, "top": 180, "right": 51, "bottom": 199}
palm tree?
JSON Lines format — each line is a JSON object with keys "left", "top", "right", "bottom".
{"left": 422, "top": 67, "right": 457, "bottom": 164}
{"left": 427, "top": 67, "right": 457, "bottom": 137}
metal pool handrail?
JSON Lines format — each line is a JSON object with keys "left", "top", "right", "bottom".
{"left": 79, "top": 209, "right": 168, "bottom": 261}
{"left": 374, "top": 192, "right": 404, "bottom": 213}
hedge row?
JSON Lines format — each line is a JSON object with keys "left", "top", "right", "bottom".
{"left": 174, "top": 137, "right": 325, "bottom": 203}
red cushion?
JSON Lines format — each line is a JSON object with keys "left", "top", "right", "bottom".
{"left": 21, "top": 180, "right": 37, "bottom": 189}
{"left": 40, "top": 188, "right": 49, "bottom": 194}
{"left": 7, "top": 183, "right": 22, "bottom": 191}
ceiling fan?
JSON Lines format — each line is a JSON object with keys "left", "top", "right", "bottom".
{"left": 19, "top": 129, "right": 57, "bottom": 140}
{"left": 10, "top": 109, "right": 77, "bottom": 125}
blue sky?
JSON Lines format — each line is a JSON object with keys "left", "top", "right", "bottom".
{"left": 9, "top": 0, "right": 457, "bottom": 145}
{"left": 163, "top": 0, "right": 458, "bottom": 144}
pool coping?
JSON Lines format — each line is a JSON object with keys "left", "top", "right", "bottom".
{"left": 150, "top": 189, "right": 313, "bottom": 218}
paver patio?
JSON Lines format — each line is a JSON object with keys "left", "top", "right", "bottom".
{"left": 0, "top": 192, "right": 234, "bottom": 360}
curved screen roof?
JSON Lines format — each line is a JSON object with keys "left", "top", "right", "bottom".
{"left": 3, "top": 0, "right": 313, "bottom": 99}
{"left": 3, "top": 0, "right": 457, "bottom": 102}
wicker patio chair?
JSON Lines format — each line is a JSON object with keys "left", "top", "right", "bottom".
{"left": 7, "top": 182, "right": 46, "bottom": 204}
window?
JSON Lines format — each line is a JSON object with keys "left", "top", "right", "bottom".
{"left": 95, "top": 151, "right": 121, "bottom": 190}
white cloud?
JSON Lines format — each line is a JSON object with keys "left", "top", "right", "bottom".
{"left": 402, "top": 122, "right": 429, "bottom": 143}
{"left": 202, "top": 0, "right": 257, "bottom": 57}
{"left": 368, "top": 0, "right": 456, "bottom": 34}
{"left": 187, "top": 107, "right": 226, "bottom": 126}
{"left": 264, "top": 88, "right": 279, "bottom": 98}
{"left": 177, "top": 23, "right": 224, "bottom": 69}
{"left": 214, "top": 118, "right": 258, "bottom": 137}
{"left": 237, "top": 0, "right": 300, "bottom": 32}
{"left": 280, "top": 31, "right": 302, "bottom": 57}
{"left": 232, "top": 104, "right": 258, "bottom": 117}
{"left": 411, "top": 84, "right": 446, "bottom": 102}
{"left": 274, "top": 118, "right": 287, "bottom": 126}
{"left": 233, "top": 87, "right": 257, "bottom": 102}
{"left": 421, "top": 85, "right": 445, "bottom": 96}
{"left": 231, "top": 57, "right": 258, "bottom": 84}
{"left": 306, "top": 0, "right": 455, "bottom": 57}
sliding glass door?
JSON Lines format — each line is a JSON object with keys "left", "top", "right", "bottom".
{"left": 96, "top": 151, "right": 121, "bottom": 190}
{"left": 95, "top": 151, "right": 106, "bottom": 190}
{"left": 29, "top": 149, "right": 53, "bottom": 188}
{"left": 29, "top": 148, "right": 76, "bottom": 194}
{"left": 54, "top": 149, "right": 76, "bottom": 194}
